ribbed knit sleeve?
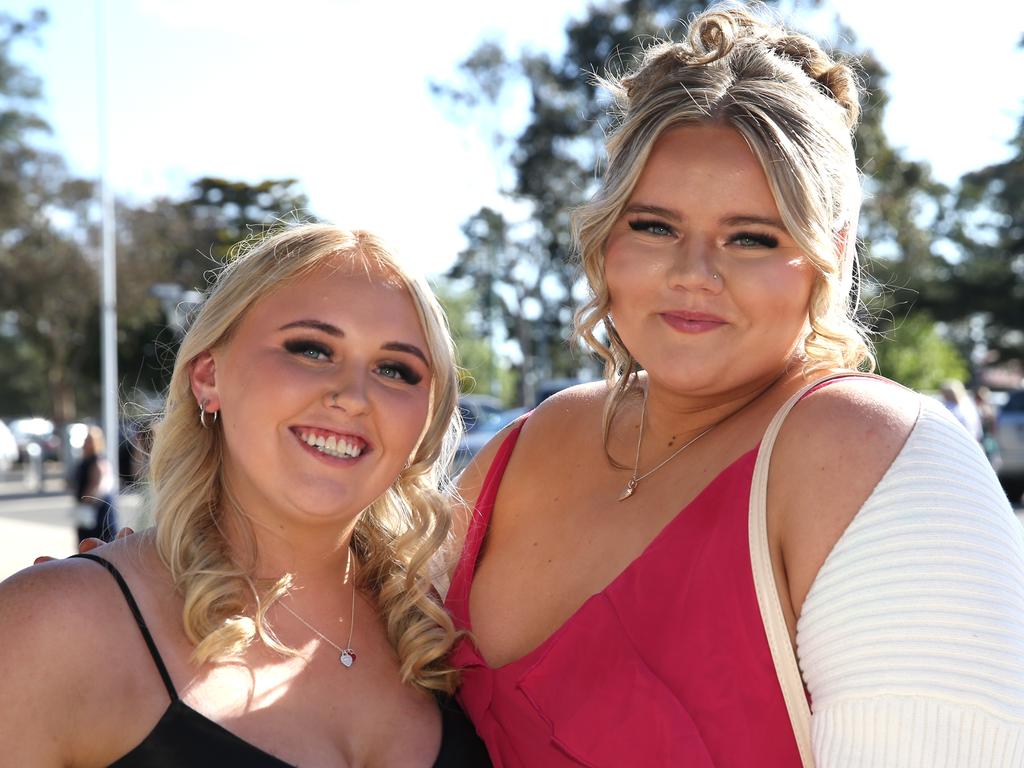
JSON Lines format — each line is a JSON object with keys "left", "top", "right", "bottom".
{"left": 797, "top": 398, "right": 1024, "bottom": 767}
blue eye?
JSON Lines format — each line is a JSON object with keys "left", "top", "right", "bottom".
{"left": 730, "top": 232, "right": 779, "bottom": 248}
{"left": 377, "top": 362, "right": 423, "bottom": 385}
{"left": 628, "top": 219, "right": 674, "bottom": 237}
{"left": 284, "top": 339, "right": 331, "bottom": 361}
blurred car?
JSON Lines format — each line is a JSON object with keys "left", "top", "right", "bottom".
{"left": 8, "top": 417, "right": 60, "bottom": 462}
{"left": 0, "top": 420, "right": 19, "bottom": 472}
{"left": 995, "top": 389, "right": 1024, "bottom": 503}
{"left": 453, "top": 395, "right": 513, "bottom": 474}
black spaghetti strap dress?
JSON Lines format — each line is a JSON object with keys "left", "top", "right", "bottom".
{"left": 72, "top": 554, "right": 490, "bottom": 767}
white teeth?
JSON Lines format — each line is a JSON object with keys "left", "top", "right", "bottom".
{"left": 299, "top": 430, "right": 363, "bottom": 459}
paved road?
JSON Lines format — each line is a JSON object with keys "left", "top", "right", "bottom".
{"left": 0, "top": 471, "right": 145, "bottom": 580}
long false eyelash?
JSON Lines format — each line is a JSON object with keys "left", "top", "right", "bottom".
{"left": 284, "top": 338, "right": 332, "bottom": 360}
{"left": 378, "top": 362, "right": 423, "bottom": 386}
{"left": 731, "top": 231, "right": 779, "bottom": 248}
{"left": 628, "top": 218, "right": 675, "bottom": 236}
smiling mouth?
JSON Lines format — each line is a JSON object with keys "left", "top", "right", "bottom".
{"left": 293, "top": 428, "right": 368, "bottom": 460}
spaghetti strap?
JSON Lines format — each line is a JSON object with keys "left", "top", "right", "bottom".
{"left": 71, "top": 553, "right": 178, "bottom": 703}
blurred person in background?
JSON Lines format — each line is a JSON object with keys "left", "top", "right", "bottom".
{"left": 974, "top": 385, "right": 1001, "bottom": 464}
{"left": 73, "top": 425, "right": 118, "bottom": 543}
{"left": 940, "top": 379, "right": 984, "bottom": 442}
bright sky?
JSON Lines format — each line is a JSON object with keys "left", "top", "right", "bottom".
{"left": 8, "top": 0, "right": 1024, "bottom": 277}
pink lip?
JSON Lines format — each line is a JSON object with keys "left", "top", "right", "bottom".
{"left": 659, "top": 310, "right": 727, "bottom": 334}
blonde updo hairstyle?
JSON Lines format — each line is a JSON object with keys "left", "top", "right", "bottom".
{"left": 573, "top": 4, "right": 871, "bottom": 425}
{"left": 148, "top": 223, "right": 464, "bottom": 693}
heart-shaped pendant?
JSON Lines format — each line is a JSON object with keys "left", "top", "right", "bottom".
{"left": 340, "top": 649, "right": 356, "bottom": 667}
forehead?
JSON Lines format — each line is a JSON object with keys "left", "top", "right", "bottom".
{"left": 241, "top": 259, "right": 428, "bottom": 345}
{"left": 634, "top": 124, "right": 779, "bottom": 212}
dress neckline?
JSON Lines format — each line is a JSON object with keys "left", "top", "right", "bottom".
{"left": 453, "top": 425, "right": 760, "bottom": 672}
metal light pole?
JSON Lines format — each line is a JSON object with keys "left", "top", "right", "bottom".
{"left": 96, "top": 0, "right": 119, "bottom": 490}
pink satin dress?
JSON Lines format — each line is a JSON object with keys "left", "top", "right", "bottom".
{"left": 445, "top": 419, "right": 804, "bottom": 768}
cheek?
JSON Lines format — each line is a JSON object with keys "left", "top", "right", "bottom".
{"left": 378, "top": 387, "right": 432, "bottom": 450}
{"left": 604, "top": 242, "right": 665, "bottom": 309}
{"left": 737, "top": 259, "right": 814, "bottom": 317}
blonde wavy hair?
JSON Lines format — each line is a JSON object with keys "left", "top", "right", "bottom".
{"left": 573, "top": 4, "right": 873, "bottom": 427}
{"left": 147, "top": 223, "right": 464, "bottom": 693}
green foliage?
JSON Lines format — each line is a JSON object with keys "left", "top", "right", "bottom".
{"left": 0, "top": 9, "right": 97, "bottom": 423}
{"left": 949, "top": 116, "right": 1024, "bottom": 361}
{"left": 874, "top": 313, "right": 968, "bottom": 392}
{"left": 0, "top": 12, "right": 315, "bottom": 418}
{"left": 435, "top": 281, "right": 516, "bottom": 405}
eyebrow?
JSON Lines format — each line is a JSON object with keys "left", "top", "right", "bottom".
{"left": 279, "top": 319, "right": 344, "bottom": 336}
{"left": 623, "top": 203, "right": 682, "bottom": 221}
{"left": 624, "top": 204, "right": 786, "bottom": 231}
{"left": 722, "top": 215, "right": 787, "bottom": 229}
{"left": 382, "top": 342, "right": 429, "bottom": 366}
{"left": 279, "top": 320, "right": 429, "bottom": 366}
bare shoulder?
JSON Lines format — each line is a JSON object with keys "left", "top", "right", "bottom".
{"left": 451, "top": 381, "right": 608, "bottom": 542}
{"left": 454, "top": 382, "right": 607, "bottom": 509}
{"left": 0, "top": 556, "right": 130, "bottom": 764}
{"left": 777, "top": 375, "right": 921, "bottom": 462}
{"left": 769, "top": 376, "right": 923, "bottom": 614}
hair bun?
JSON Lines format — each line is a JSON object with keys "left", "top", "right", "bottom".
{"left": 813, "top": 62, "right": 860, "bottom": 129}
{"left": 764, "top": 32, "right": 860, "bottom": 128}
{"left": 681, "top": 7, "right": 861, "bottom": 130}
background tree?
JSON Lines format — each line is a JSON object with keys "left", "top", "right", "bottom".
{"left": 435, "top": 281, "right": 516, "bottom": 403}
{"left": 948, "top": 110, "right": 1024, "bottom": 369}
{"left": 0, "top": 10, "right": 315, "bottom": 419}
{"left": 112, "top": 177, "right": 315, "bottom": 399}
{"left": 0, "top": 9, "right": 99, "bottom": 422}
{"left": 873, "top": 313, "right": 968, "bottom": 392}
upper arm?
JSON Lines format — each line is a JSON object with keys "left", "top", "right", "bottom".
{"left": 796, "top": 400, "right": 1024, "bottom": 763}
{"left": 768, "top": 378, "right": 921, "bottom": 618}
{"left": 0, "top": 561, "right": 121, "bottom": 766}
{"left": 448, "top": 383, "right": 606, "bottom": 558}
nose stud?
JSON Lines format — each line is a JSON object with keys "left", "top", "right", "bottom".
{"left": 712, "top": 273, "right": 720, "bottom": 280}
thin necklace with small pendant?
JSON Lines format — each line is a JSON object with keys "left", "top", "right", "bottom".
{"left": 618, "top": 390, "right": 716, "bottom": 501}
{"left": 278, "top": 551, "right": 358, "bottom": 668}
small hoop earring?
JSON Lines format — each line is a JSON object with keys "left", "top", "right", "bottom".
{"left": 199, "top": 401, "right": 219, "bottom": 429}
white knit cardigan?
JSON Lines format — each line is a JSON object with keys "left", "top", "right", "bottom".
{"left": 797, "top": 397, "right": 1024, "bottom": 766}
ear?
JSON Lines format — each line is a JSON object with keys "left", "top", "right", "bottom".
{"left": 189, "top": 350, "right": 220, "bottom": 414}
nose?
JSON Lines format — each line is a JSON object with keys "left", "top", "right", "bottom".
{"left": 324, "top": 371, "right": 370, "bottom": 415}
{"left": 666, "top": 237, "right": 723, "bottom": 294}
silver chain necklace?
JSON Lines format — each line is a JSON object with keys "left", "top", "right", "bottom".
{"left": 618, "top": 390, "right": 716, "bottom": 501}
{"left": 278, "top": 556, "right": 358, "bottom": 668}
